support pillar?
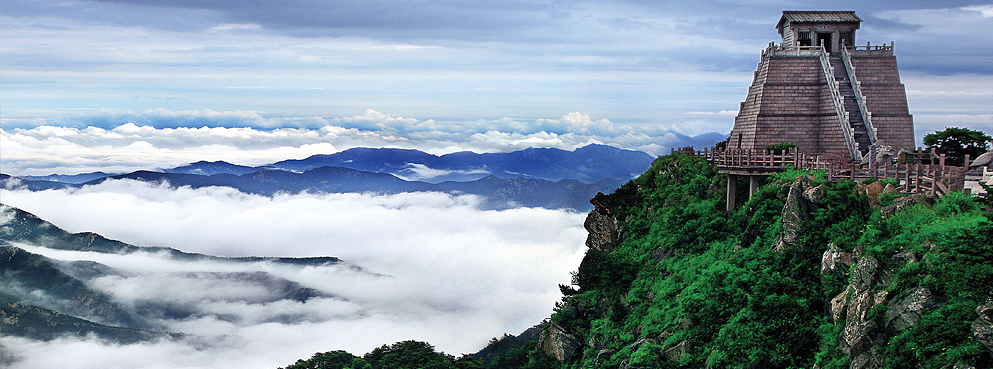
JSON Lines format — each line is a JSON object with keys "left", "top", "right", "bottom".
{"left": 749, "top": 175, "right": 761, "bottom": 198}
{"left": 727, "top": 174, "right": 738, "bottom": 212}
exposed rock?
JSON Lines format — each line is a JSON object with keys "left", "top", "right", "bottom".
{"left": 862, "top": 145, "right": 894, "bottom": 166}
{"left": 539, "top": 321, "right": 581, "bottom": 362}
{"left": 836, "top": 256, "right": 883, "bottom": 355}
{"left": 664, "top": 340, "right": 689, "bottom": 363}
{"left": 617, "top": 359, "right": 651, "bottom": 369}
{"left": 890, "top": 249, "right": 916, "bottom": 268}
{"left": 772, "top": 178, "right": 808, "bottom": 252}
{"left": 851, "top": 256, "right": 879, "bottom": 294}
{"left": 879, "top": 193, "right": 928, "bottom": 218}
{"left": 970, "top": 150, "right": 993, "bottom": 169}
{"left": 650, "top": 247, "right": 673, "bottom": 262}
{"left": 803, "top": 184, "right": 827, "bottom": 203}
{"left": 626, "top": 338, "right": 651, "bottom": 353}
{"left": 590, "top": 348, "right": 614, "bottom": 367}
{"left": 585, "top": 192, "right": 620, "bottom": 251}
{"left": 885, "top": 288, "right": 932, "bottom": 332}
{"left": 972, "top": 301, "right": 993, "bottom": 354}
{"left": 952, "top": 361, "right": 977, "bottom": 369}
{"left": 830, "top": 291, "right": 848, "bottom": 324}
{"left": 850, "top": 346, "right": 883, "bottom": 369}
{"left": 822, "top": 243, "right": 854, "bottom": 276}
{"left": 882, "top": 183, "right": 898, "bottom": 195}
{"left": 841, "top": 288, "right": 877, "bottom": 354}
{"left": 859, "top": 181, "right": 886, "bottom": 207}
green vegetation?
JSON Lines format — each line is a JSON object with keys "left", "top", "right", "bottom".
{"left": 280, "top": 341, "right": 485, "bottom": 369}
{"left": 281, "top": 153, "right": 993, "bottom": 368}
{"left": 765, "top": 142, "right": 796, "bottom": 154}
{"left": 540, "top": 153, "right": 992, "bottom": 368}
{"left": 923, "top": 127, "right": 992, "bottom": 166}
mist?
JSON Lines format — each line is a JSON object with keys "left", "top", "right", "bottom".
{"left": 1, "top": 180, "right": 589, "bottom": 368}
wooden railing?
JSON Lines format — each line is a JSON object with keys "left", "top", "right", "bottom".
{"left": 840, "top": 43, "right": 877, "bottom": 144}
{"left": 816, "top": 47, "right": 861, "bottom": 160}
{"left": 670, "top": 146, "right": 967, "bottom": 198}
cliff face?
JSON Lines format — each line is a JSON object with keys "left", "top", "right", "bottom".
{"left": 540, "top": 154, "right": 993, "bottom": 369}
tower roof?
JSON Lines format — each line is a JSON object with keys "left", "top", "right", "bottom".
{"left": 776, "top": 11, "right": 862, "bottom": 31}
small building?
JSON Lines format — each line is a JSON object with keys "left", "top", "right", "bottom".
{"left": 728, "top": 11, "right": 916, "bottom": 161}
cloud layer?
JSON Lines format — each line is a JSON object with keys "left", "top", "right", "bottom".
{"left": 0, "top": 109, "right": 728, "bottom": 176}
{"left": 1, "top": 181, "right": 588, "bottom": 368}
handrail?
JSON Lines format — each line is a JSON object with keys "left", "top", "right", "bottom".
{"left": 764, "top": 43, "right": 826, "bottom": 57}
{"left": 852, "top": 41, "right": 894, "bottom": 52}
{"left": 840, "top": 44, "right": 877, "bottom": 144}
{"left": 672, "top": 147, "right": 966, "bottom": 199}
{"left": 816, "top": 46, "right": 861, "bottom": 160}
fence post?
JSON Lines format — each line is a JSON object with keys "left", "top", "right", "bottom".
{"left": 869, "top": 146, "right": 876, "bottom": 179}
{"left": 904, "top": 165, "right": 910, "bottom": 191}
{"left": 915, "top": 164, "right": 921, "bottom": 193}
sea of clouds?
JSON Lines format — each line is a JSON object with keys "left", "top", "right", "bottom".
{"left": 1, "top": 180, "right": 588, "bottom": 369}
{"left": 0, "top": 108, "right": 730, "bottom": 176}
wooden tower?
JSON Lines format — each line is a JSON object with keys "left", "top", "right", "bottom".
{"left": 728, "top": 11, "right": 916, "bottom": 161}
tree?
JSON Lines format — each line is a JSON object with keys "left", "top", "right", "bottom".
{"left": 363, "top": 340, "right": 457, "bottom": 369}
{"left": 923, "top": 127, "right": 992, "bottom": 166}
{"left": 280, "top": 350, "right": 361, "bottom": 369}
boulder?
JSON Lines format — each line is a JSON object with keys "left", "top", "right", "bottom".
{"left": 803, "top": 184, "right": 827, "bottom": 204}
{"left": 664, "top": 340, "right": 689, "bottom": 363}
{"left": 584, "top": 192, "right": 620, "bottom": 251}
{"left": 822, "top": 243, "right": 854, "bottom": 276}
{"left": 885, "top": 288, "right": 932, "bottom": 332}
{"left": 590, "top": 349, "right": 614, "bottom": 367}
{"left": 837, "top": 256, "right": 883, "bottom": 355}
{"left": 849, "top": 346, "right": 883, "bottom": 369}
{"left": 539, "top": 321, "right": 581, "bottom": 362}
{"left": 772, "top": 178, "right": 808, "bottom": 251}
{"left": 858, "top": 181, "right": 886, "bottom": 207}
{"left": 972, "top": 301, "right": 993, "bottom": 354}
{"left": 970, "top": 150, "right": 993, "bottom": 169}
{"left": 890, "top": 249, "right": 916, "bottom": 268}
{"left": 879, "top": 194, "right": 928, "bottom": 218}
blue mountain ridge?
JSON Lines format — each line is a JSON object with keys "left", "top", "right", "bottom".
{"left": 261, "top": 144, "right": 656, "bottom": 183}
{"left": 84, "top": 168, "right": 627, "bottom": 212}
{"left": 4, "top": 143, "right": 716, "bottom": 212}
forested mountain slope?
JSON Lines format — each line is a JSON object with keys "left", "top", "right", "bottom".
{"left": 281, "top": 153, "right": 993, "bottom": 369}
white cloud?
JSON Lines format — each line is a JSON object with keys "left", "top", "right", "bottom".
{"left": 393, "top": 163, "right": 490, "bottom": 182}
{"left": 0, "top": 109, "right": 732, "bottom": 176}
{"left": 684, "top": 110, "right": 738, "bottom": 116}
{"left": 0, "top": 181, "right": 588, "bottom": 368}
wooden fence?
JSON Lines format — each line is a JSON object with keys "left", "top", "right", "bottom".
{"left": 670, "top": 146, "right": 967, "bottom": 198}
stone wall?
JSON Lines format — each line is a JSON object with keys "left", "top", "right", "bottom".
{"left": 850, "top": 55, "right": 916, "bottom": 152}
{"left": 731, "top": 55, "right": 850, "bottom": 156}
{"left": 729, "top": 49, "right": 916, "bottom": 158}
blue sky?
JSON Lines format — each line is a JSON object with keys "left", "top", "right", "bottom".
{"left": 2, "top": 0, "right": 993, "bottom": 174}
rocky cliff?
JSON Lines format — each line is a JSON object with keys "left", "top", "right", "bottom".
{"left": 537, "top": 154, "right": 993, "bottom": 368}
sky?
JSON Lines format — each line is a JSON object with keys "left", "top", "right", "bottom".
{"left": 3, "top": 0, "right": 993, "bottom": 175}
{"left": 2, "top": 2, "right": 993, "bottom": 368}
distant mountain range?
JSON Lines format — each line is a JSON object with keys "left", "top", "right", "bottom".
{"left": 259, "top": 144, "right": 658, "bottom": 183}
{"left": 0, "top": 204, "right": 352, "bottom": 344}
{"left": 6, "top": 144, "right": 684, "bottom": 211}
